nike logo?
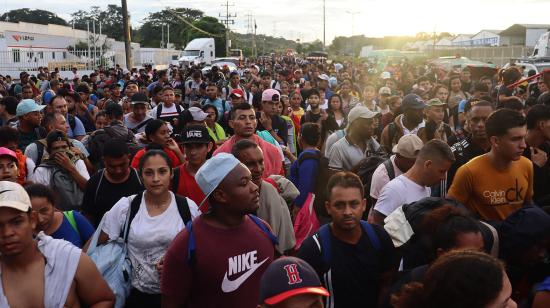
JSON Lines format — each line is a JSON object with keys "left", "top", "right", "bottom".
{"left": 221, "top": 253, "right": 268, "bottom": 293}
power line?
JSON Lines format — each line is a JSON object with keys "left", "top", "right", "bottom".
{"left": 219, "top": 1, "right": 236, "bottom": 56}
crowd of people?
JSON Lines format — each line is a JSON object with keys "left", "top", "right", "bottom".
{"left": 0, "top": 55, "right": 549, "bottom": 308}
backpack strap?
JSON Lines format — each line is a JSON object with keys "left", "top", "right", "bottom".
{"left": 248, "top": 214, "right": 279, "bottom": 246}
{"left": 171, "top": 167, "right": 181, "bottom": 194}
{"left": 68, "top": 114, "right": 76, "bottom": 131}
{"left": 93, "top": 169, "right": 105, "bottom": 206}
{"left": 63, "top": 210, "right": 80, "bottom": 237}
{"left": 34, "top": 140, "right": 45, "bottom": 166}
{"left": 318, "top": 224, "right": 332, "bottom": 266}
{"left": 175, "top": 104, "right": 182, "bottom": 114}
{"left": 388, "top": 122, "right": 397, "bottom": 147}
{"left": 130, "top": 118, "right": 152, "bottom": 133}
{"left": 360, "top": 220, "right": 381, "bottom": 252}
{"left": 186, "top": 220, "right": 196, "bottom": 265}
{"left": 121, "top": 192, "right": 143, "bottom": 242}
{"left": 156, "top": 104, "right": 163, "bottom": 119}
{"left": 383, "top": 159, "right": 395, "bottom": 181}
{"left": 174, "top": 195, "right": 192, "bottom": 224}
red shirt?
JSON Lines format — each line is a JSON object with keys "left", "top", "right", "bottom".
{"left": 174, "top": 163, "right": 208, "bottom": 212}
{"left": 131, "top": 147, "right": 182, "bottom": 169}
{"left": 161, "top": 216, "right": 275, "bottom": 308}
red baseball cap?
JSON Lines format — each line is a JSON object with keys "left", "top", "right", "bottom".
{"left": 230, "top": 88, "right": 245, "bottom": 98}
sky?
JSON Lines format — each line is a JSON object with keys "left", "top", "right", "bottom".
{"left": 2, "top": 0, "right": 550, "bottom": 43}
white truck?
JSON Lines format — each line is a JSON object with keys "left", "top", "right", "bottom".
{"left": 178, "top": 38, "right": 215, "bottom": 67}
{"left": 532, "top": 31, "right": 550, "bottom": 58}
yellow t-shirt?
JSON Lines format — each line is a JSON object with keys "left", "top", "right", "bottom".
{"left": 448, "top": 154, "right": 533, "bottom": 221}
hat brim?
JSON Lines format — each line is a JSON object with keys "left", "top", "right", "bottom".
{"left": 181, "top": 139, "right": 211, "bottom": 145}
{"left": 131, "top": 101, "right": 148, "bottom": 105}
{"left": 0, "top": 153, "right": 18, "bottom": 161}
{"left": 264, "top": 287, "right": 330, "bottom": 305}
{"left": 0, "top": 201, "right": 31, "bottom": 213}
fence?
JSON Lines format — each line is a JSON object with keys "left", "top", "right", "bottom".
{"left": 428, "top": 46, "right": 535, "bottom": 66}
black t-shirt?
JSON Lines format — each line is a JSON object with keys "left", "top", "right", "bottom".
{"left": 496, "top": 85, "right": 514, "bottom": 108}
{"left": 256, "top": 113, "right": 289, "bottom": 144}
{"left": 523, "top": 143, "right": 550, "bottom": 205}
{"left": 301, "top": 111, "right": 322, "bottom": 125}
{"left": 297, "top": 224, "right": 396, "bottom": 308}
{"left": 447, "top": 135, "right": 489, "bottom": 189}
{"left": 81, "top": 168, "right": 144, "bottom": 227}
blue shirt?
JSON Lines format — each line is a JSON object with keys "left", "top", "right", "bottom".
{"left": 67, "top": 115, "right": 86, "bottom": 138}
{"left": 290, "top": 149, "right": 320, "bottom": 208}
{"left": 51, "top": 211, "right": 95, "bottom": 248}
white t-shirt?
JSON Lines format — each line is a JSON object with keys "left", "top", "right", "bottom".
{"left": 31, "top": 159, "right": 90, "bottom": 185}
{"left": 374, "top": 174, "right": 430, "bottom": 217}
{"left": 370, "top": 155, "right": 404, "bottom": 200}
{"left": 102, "top": 192, "right": 200, "bottom": 294}
{"left": 149, "top": 103, "right": 179, "bottom": 120}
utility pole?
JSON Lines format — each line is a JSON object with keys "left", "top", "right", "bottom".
{"left": 219, "top": 1, "right": 236, "bottom": 57}
{"left": 121, "top": 0, "right": 133, "bottom": 70}
{"left": 323, "top": 0, "right": 326, "bottom": 50}
{"left": 167, "top": 24, "right": 170, "bottom": 48}
{"left": 245, "top": 13, "right": 257, "bottom": 58}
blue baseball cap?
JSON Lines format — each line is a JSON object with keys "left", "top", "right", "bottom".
{"left": 16, "top": 99, "right": 46, "bottom": 117}
{"left": 195, "top": 153, "right": 242, "bottom": 207}
{"left": 402, "top": 94, "right": 426, "bottom": 111}
{"left": 259, "top": 257, "right": 329, "bottom": 305}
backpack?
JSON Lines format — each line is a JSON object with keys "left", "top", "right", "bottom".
{"left": 297, "top": 151, "right": 331, "bottom": 224}
{"left": 353, "top": 154, "right": 393, "bottom": 215}
{"left": 38, "top": 162, "right": 84, "bottom": 211}
{"left": 88, "top": 126, "right": 140, "bottom": 168}
{"left": 156, "top": 103, "right": 183, "bottom": 120}
{"left": 185, "top": 214, "right": 278, "bottom": 265}
{"left": 315, "top": 221, "right": 381, "bottom": 272}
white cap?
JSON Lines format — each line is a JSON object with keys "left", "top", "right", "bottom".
{"left": 0, "top": 181, "right": 31, "bottom": 212}
{"left": 346, "top": 105, "right": 379, "bottom": 129}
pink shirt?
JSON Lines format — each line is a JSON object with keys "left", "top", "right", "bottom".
{"left": 213, "top": 135, "right": 283, "bottom": 178}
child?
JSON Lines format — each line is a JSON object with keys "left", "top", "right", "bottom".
{"left": 418, "top": 98, "right": 454, "bottom": 144}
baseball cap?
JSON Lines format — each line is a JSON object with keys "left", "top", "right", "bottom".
{"left": 0, "top": 181, "right": 31, "bottom": 212}
{"left": 16, "top": 99, "right": 46, "bottom": 117}
{"left": 43, "top": 91, "right": 55, "bottom": 105}
{"left": 181, "top": 125, "right": 211, "bottom": 144}
{"left": 188, "top": 106, "right": 208, "bottom": 121}
{"left": 131, "top": 93, "right": 149, "bottom": 105}
{"left": 259, "top": 257, "right": 329, "bottom": 305}
{"left": 392, "top": 134, "right": 423, "bottom": 159}
{"left": 401, "top": 94, "right": 426, "bottom": 111}
{"left": 195, "top": 153, "right": 242, "bottom": 207}
{"left": 230, "top": 88, "right": 245, "bottom": 98}
{"left": 426, "top": 98, "right": 446, "bottom": 107}
{"left": 380, "top": 71, "right": 391, "bottom": 79}
{"left": 0, "top": 147, "right": 17, "bottom": 163}
{"left": 262, "top": 89, "right": 280, "bottom": 102}
{"left": 347, "top": 105, "right": 379, "bottom": 128}
{"left": 317, "top": 74, "right": 330, "bottom": 81}
{"left": 378, "top": 87, "right": 391, "bottom": 96}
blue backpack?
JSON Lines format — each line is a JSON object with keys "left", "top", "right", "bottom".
{"left": 317, "top": 221, "right": 381, "bottom": 268}
{"left": 185, "top": 214, "right": 279, "bottom": 264}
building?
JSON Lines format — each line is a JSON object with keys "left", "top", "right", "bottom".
{"left": 451, "top": 34, "right": 474, "bottom": 46}
{"left": 470, "top": 30, "right": 501, "bottom": 46}
{"left": 499, "top": 24, "right": 550, "bottom": 47}
{"left": 0, "top": 21, "right": 179, "bottom": 76}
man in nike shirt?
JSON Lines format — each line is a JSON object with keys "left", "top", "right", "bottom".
{"left": 161, "top": 153, "right": 276, "bottom": 308}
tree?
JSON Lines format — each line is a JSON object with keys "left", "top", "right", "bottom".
{"left": 70, "top": 5, "right": 124, "bottom": 41}
{"left": 0, "top": 8, "right": 67, "bottom": 26}
{"left": 138, "top": 7, "right": 204, "bottom": 49}
{"left": 184, "top": 17, "right": 226, "bottom": 56}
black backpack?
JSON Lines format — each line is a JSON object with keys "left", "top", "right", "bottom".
{"left": 87, "top": 126, "right": 140, "bottom": 169}
{"left": 297, "top": 151, "right": 330, "bottom": 224}
{"left": 353, "top": 153, "right": 393, "bottom": 216}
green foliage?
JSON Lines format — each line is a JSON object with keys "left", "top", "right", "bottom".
{"left": 70, "top": 5, "right": 124, "bottom": 41}
{"left": 184, "top": 16, "right": 226, "bottom": 56}
{"left": 0, "top": 8, "right": 68, "bottom": 26}
{"left": 138, "top": 7, "right": 204, "bottom": 49}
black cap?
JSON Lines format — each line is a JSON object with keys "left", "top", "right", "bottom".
{"left": 259, "top": 257, "right": 329, "bottom": 305}
{"left": 131, "top": 93, "right": 149, "bottom": 105}
{"left": 181, "top": 125, "right": 211, "bottom": 144}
